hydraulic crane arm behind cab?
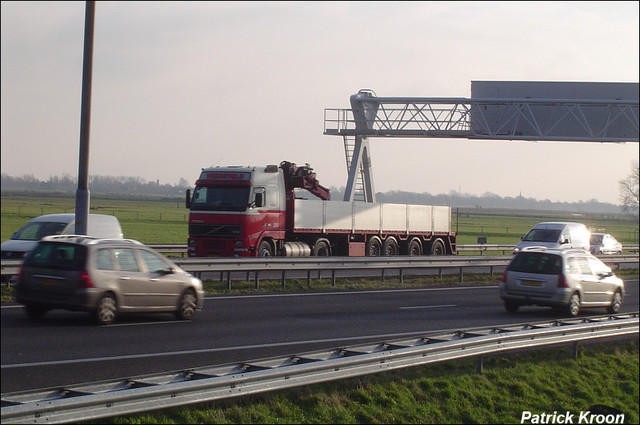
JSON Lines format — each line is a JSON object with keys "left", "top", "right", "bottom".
{"left": 279, "top": 161, "right": 331, "bottom": 201}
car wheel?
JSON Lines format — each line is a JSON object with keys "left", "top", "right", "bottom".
{"left": 95, "top": 293, "right": 117, "bottom": 325}
{"left": 607, "top": 291, "right": 623, "bottom": 314}
{"left": 176, "top": 289, "right": 197, "bottom": 320}
{"left": 566, "top": 293, "right": 581, "bottom": 317}
{"left": 504, "top": 301, "right": 520, "bottom": 314}
{"left": 25, "top": 304, "right": 48, "bottom": 320}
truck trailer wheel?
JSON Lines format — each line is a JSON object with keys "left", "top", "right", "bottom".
{"left": 430, "top": 239, "right": 446, "bottom": 256}
{"left": 406, "top": 238, "right": 422, "bottom": 256}
{"left": 383, "top": 237, "right": 399, "bottom": 256}
{"left": 366, "top": 236, "right": 382, "bottom": 256}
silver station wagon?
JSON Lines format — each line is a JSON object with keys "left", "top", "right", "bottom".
{"left": 500, "top": 248, "right": 625, "bottom": 316}
{"left": 16, "top": 236, "right": 204, "bottom": 325}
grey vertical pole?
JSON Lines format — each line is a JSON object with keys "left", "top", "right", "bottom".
{"left": 75, "top": 1, "right": 95, "bottom": 235}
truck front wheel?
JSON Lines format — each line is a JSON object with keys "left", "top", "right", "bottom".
{"left": 257, "top": 240, "right": 274, "bottom": 257}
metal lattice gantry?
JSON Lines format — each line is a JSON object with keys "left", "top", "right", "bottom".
{"left": 324, "top": 87, "right": 639, "bottom": 203}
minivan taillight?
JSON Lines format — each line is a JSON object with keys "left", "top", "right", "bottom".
{"left": 557, "top": 273, "right": 569, "bottom": 288}
{"left": 16, "top": 265, "right": 24, "bottom": 283}
{"left": 78, "top": 271, "right": 94, "bottom": 288}
{"left": 500, "top": 270, "right": 507, "bottom": 283}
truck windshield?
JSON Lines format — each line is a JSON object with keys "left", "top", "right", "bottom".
{"left": 190, "top": 186, "right": 250, "bottom": 212}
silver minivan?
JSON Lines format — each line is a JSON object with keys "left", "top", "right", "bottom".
{"left": 1, "top": 213, "right": 123, "bottom": 260}
{"left": 514, "top": 222, "right": 590, "bottom": 253}
{"left": 500, "top": 248, "right": 624, "bottom": 316}
{"left": 16, "top": 235, "right": 204, "bottom": 325}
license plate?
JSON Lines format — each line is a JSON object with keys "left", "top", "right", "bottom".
{"left": 39, "top": 277, "right": 60, "bottom": 286}
{"left": 521, "top": 279, "right": 542, "bottom": 287}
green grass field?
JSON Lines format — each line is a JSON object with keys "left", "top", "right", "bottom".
{"left": 2, "top": 194, "right": 638, "bottom": 246}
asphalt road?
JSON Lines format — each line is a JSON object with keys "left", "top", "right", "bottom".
{"left": 1, "top": 278, "right": 638, "bottom": 394}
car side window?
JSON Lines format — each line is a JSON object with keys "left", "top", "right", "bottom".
{"left": 575, "top": 256, "right": 592, "bottom": 275}
{"left": 96, "top": 248, "right": 115, "bottom": 270}
{"left": 138, "top": 249, "right": 170, "bottom": 273}
{"left": 113, "top": 248, "right": 140, "bottom": 272}
{"left": 567, "top": 257, "right": 581, "bottom": 275}
{"left": 587, "top": 257, "right": 610, "bottom": 276}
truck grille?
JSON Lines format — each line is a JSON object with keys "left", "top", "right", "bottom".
{"left": 189, "top": 224, "right": 241, "bottom": 238}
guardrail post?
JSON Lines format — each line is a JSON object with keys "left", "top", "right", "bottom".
{"left": 476, "top": 356, "right": 484, "bottom": 374}
{"left": 227, "top": 272, "right": 231, "bottom": 290}
{"left": 399, "top": 268, "right": 404, "bottom": 284}
{"left": 281, "top": 271, "right": 286, "bottom": 289}
{"left": 307, "top": 270, "right": 311, "bottom": 289}
{"left": 573, "top": 342, "right": 579, "bottom": 360}
{"left": 459, "top": 267, "right": 463, "bottom": 283}
{"left": 381, "top": 269, "right": 385, "bottom": 282}
{"left": 254, "top": 271, "right": 260, "bottom": 290}
{"left": 331, "top": 270, "right": 336, "bottom": 287}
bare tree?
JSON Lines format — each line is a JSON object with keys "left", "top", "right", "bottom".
{"left": 619, "top": 160, "right": 639, "bottom": 213}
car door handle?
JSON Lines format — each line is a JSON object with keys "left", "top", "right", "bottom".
{"left": 150, "top": 278, "right": 159, "bottom": 282}
{"left": 119, "top": 276, "right": 130, "bottom": 280}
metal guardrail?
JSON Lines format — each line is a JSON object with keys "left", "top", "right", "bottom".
{"left": 3, "top": 252, "right": 639, "bottom": 288}
{"left": 128, "top": 243, "right": 640, "bottom": 256}
{"left": 152, "top": 243, "right": 640, "bottom": 256}
{"left": 2, "top": 313, "right": 637, "bottom": 424}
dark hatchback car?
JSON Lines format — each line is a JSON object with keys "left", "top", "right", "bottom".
{"left": 16, "top": 235, "right": 204, "bottom": 325}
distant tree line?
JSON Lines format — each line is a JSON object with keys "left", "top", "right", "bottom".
{"left": 1, "top": 173, "right": 190, "bottom": 197}
{"left": 1, "top": 173, "right": 632, "bottom": 215}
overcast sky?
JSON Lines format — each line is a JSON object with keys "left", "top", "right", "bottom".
{"left": 1, "top": 1, "right": 638, "bottom": 204}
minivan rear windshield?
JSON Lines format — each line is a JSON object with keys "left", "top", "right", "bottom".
{"left": 522, "top": 229, "right": 561, "bottom": 243}
{"left": 12, "top": 222, "right": 67, "bottom": 241}
{"left": 24, "top": 242, "right": 87, "bottom": 271}
{"left": 508, "top": 252, "right": 563, "bottom": 275}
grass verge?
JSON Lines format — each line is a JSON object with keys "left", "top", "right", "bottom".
{"left": 92, "top": 340, "right": 638, "bottom": 424}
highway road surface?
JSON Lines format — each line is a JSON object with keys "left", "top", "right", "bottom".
{"left": 2, "top": 278, "right": 638, "bottom": 394}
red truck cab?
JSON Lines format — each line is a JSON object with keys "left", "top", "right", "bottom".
{"left": 186, "top": 165, "right": 286, "bottom": 257}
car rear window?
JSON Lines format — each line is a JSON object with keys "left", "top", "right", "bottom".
{"left": 508, "top": 252, "right": 563, "bottom": 275}
{"left": 522, "top": 229, "right": 561, "bottom": 243}
{"left": 24, "top": 242, "right": 87, "bottom": 271}
{"left": 13, "top": 221, "right": 68, "bottom": 241}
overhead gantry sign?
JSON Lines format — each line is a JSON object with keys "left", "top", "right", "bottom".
{"left": 324, "top": 82, "right": 639, "bottom": 202}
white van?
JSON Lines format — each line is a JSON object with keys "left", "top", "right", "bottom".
{"left": 514, "top": 222, "right": 590, "bottom": 253}
{"left": 1, "top": 213, "right": 123, "bottom": 260}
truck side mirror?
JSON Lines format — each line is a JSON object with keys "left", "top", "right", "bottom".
{"left": 185, "top": 189, "right": 191, "bottom": 209}
{"left": 254, "top": 192, "right": 264, "bottom": 208}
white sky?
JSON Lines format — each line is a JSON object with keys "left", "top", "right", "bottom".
{"left": 1, "top": 1, "right": 638, "bottom": 204}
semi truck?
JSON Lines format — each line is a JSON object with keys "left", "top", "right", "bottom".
{"left": 185, "top": 161, "right": 456, "bottom": 257}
